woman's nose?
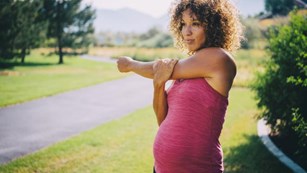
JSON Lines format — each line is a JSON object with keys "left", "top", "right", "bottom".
{"left": 182, "top": 26, "right": 192, "bottom": 36}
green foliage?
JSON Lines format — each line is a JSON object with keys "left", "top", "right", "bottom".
{"left": 136, "top": 32, "right": 173, "bottom": 48}
{"left": 0, "top": 0, "right": 96, "bottom": 64}
{"left": 0, "top": 0, "right": 46, "bottom": 61}
{"left": 139, "top": 27, "right": 160, "bottom": 40}
{"left": 135, "top": 27, "right": 174, "bottom": 48}
{"left": 64, "top": 4, "right": 96, "bottom": 50}
{"left": 42, "top": 0, "right": 95, "bottom": 63}
{"left": 265, "top": 0, "right": 295, "bottom": 16}
{"left": 96, "top": 27, "right": 174, "bottom": 48}
{"left": 253, "top": 11, "right": 307, "bottom": 158}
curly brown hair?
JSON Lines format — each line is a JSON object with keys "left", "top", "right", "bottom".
{"left": 169, "top": 0, "right": 244, "bottom": 53}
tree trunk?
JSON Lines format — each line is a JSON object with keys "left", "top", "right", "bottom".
{"left": 56, "top": 1, "right": 64, "bottom": 64}
{"left": 58, "top": 35, "right": 64, "bottom": 64}
{"left": 21, "top": 48, "right": 26, "bottom": 63}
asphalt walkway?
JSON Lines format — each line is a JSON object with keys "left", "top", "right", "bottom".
{"left": 0, "top": 65, "right": 153, "bottom": 164}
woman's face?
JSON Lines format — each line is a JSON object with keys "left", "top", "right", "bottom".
{"left": 181, "top": 8, "right": 206, "bottom": 52}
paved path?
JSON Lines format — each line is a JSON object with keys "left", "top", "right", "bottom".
{"left": 0, "top": 74, "right": 153, "bottom": 164}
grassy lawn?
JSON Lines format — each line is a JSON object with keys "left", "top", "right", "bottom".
{"left": 0, "top": 88, "right": 291, "bottom": 173}
{"left": 0, "top": 51, "right": 128, "bottom": 107}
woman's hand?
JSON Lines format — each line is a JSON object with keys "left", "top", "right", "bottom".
{"left": 153, "top": 58, "right": 178, "bottom": 86}
{"left": 117, "top": 56, "right": 134, "bottom": 73}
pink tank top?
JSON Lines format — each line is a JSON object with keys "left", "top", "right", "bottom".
{"left": 153, "top": 78, "right": 228, "bottom": 173}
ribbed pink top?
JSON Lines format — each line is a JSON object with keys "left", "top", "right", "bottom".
{"left": 153, "top": 78, "right": 228, "bottom": 173}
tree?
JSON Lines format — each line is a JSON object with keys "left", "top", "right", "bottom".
{"left": 265, "top": 0, "right": 295, "bottom": 16}
{"left": 0, "top": 0, "right": 46, "bottom": 62}
{"left": 14, "top": 0, "right": 47, "bottom": 63}
{"left": 42, "top": 0, "right": 95, "bottom": 64}
{"left": 139, "top": 27, "right": 160, "bottom": 41}
{"left": 0, "top": 0, "right": 15, "bottom": 59}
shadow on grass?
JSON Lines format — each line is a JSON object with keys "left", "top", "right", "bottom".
{"left": 270, "top": 134, "right": 307, "bottom": 170}
{"left": 0, "top": 61, "right": 56, "bottom": 70}
{"left": 224, "top": 134, "right": 292, "bottom": 173}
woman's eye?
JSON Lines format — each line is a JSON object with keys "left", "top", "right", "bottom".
{"left": 192, "top": 22, "right": 201, "bottom": 26}
{"left": 181, "top": 22, "right": 186, "bottom": 26}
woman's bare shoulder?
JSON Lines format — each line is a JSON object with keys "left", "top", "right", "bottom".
{"left": 194, "top": 48, "right": 235, "bottom": 68}
{"left": 195, "top": 47, "right": 233, "bottom": 60}
{"left": 194, "top": 48, "right": 236, "bottom": 77}
{"left": 195, "top": 48, "right": 236, "bottom": 96}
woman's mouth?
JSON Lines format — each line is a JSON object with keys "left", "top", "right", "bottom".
{"left": 184, "top": 39, "right": 194, "bottom": 44}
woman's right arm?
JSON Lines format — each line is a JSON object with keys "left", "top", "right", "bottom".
{"left": 152, "top": 59, "right": 177, "bottom": 126}
{"left": 117, "top": 56, "right": 155, "bottom": 79}
{"left": 153, "top": 82, "right": 167, "bottom": 126}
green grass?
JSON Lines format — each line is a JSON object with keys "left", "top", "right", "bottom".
{"left": 0, "top": 88, "right": 291, "bottom": 173}
{"left": 0, "top": 51, "right": 128, "bottom": 107}
{"left": 232, "top": 49, "right": 268, "bottom": 87}
{"left": 221, "top": 88, "right": 291, "bottom": 173}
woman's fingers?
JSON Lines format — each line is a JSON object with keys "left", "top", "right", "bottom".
{"left": 157, "top": 58, "right": 178, "bottom": 72}
{"left": 169, "top": 59, "right": 178, "bottom": 69}
{"left": 153, "top": 58, "right": 178, "bottom": 84}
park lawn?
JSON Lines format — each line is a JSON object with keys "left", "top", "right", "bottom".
{"left": 0, "top": 52, "right": 128, "bottom": 107}
{"left": 0, "top": 88, "right": 291, "bottom": 173}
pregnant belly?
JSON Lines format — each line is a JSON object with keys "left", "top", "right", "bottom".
{"left": 154, "top": 141, "right": 212, "bottom": 163}
{"left": 153, "top": 122, "right": 223, "bottom": 172}
{"left": 154, "top": 128, "right": 215, "bottom": 164}
{"left": 153, "top": 140, "right": 223, "bottom": 173}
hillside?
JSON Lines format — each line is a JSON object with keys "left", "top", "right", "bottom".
{"left": 94, "top": 8, "right": 168, "bottom": 33}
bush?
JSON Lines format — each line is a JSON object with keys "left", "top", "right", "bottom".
{"left": 136, "top": 33, "right": 173, "bottom": 48}
{"left": 252, "top": 11, "right": 307, "bottom": 159}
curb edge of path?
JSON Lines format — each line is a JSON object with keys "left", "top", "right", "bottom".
{"left": 257, "top": 118, "right": 306, "bottom": 173}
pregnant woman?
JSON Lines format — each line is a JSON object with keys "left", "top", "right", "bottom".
{"left": 117, "top": 0, "right": 243, "bottom": 172}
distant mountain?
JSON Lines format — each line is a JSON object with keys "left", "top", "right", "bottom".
{"left": 94, "top": 8, "right": 169, "bottom": 33}
{"left": 93, "top": 0, "right": 267, "bottom": 34}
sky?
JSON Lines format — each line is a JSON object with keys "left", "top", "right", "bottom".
{"left": 82, "top": 0, "right": 265, "bottom": 18}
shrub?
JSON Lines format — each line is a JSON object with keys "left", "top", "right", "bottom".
{"left": 252, "top": 11, "right": 307, "bottom": 159}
